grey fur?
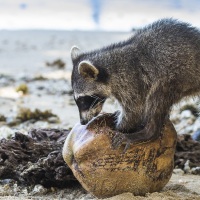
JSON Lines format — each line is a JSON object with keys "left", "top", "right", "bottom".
{"left": 71, "top": 18, "right": 200, "bottom": 143}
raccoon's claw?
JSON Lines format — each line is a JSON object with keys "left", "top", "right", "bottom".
{"left": 112, "top": 132, "right": 132, "bottom": 153}
{"left": 112, "top": 132, "right": 124, "bottom": 148}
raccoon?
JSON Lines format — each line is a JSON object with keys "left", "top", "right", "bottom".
{"left": 71, "top": 18, "right": 200, "bottom": 148}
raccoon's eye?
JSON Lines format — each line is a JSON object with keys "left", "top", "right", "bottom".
{"left": 75, "top": 95, "right": 105, "bottom": 111}
{"left": 76, "top": 96, "right": 97, "bottom": 111}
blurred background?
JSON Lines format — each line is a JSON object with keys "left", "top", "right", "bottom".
{"left": 1, "top": 0, "right": 200, "bottom": 31}
{"left": 0, "top": 0, "right": 200, "bottom": 137}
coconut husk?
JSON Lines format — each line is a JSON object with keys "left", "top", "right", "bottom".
{"left": 63, "top": 114, "right": 177, "bottom": 198}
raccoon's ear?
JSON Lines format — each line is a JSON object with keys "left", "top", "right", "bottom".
{"left": 71, "top": 46, "right": 81, "bottom": 60}
{"left": 78, "top": 61, "right": 99, "bottom": 80}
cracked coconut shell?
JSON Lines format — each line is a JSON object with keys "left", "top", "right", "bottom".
{"left": 62, "top": 114, "right": 177, "bottom": 198}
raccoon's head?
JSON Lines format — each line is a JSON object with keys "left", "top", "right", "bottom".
{"left": 71, "top": 46, "right": 111, "bottom": 125}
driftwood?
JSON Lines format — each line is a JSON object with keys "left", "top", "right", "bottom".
{"left": 0, "top": 128, "right": 199, "bottom": 188}
{"left": 0, "top": 129, "right": 78, "bottom": 188}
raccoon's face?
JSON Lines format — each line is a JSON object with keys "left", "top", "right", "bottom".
{"left": 71, "top": 46, "right": 111, "bottom": 125}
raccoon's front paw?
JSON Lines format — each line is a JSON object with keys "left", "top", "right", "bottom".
{"left": 112, "top": 128, "right": 150, "bottom": 152}
{"left": 112, "top": 132, "right": 133, "bottom": 153}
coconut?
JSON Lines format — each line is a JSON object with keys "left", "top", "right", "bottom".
{"left": 62, "top": 114, "right": 177, "bottom": 198}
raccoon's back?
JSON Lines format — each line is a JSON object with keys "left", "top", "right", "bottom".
{"left": 133, "top": 18, "right": 200, "bottom": 47}
{"left": 130, "top": 19, "right": 200, "bottom": 73}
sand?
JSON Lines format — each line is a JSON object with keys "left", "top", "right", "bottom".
{"left": 0, "top": 30, "right": 200, "bottom": 199}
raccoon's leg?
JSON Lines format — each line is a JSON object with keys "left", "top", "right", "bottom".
{"left": 113, "top": 79, "right": 180, "bottom": 151}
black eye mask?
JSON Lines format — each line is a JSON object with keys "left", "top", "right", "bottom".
{"left": 75, "top": 95, "right": 106, "bottom": 111}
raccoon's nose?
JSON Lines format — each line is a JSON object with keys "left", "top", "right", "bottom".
{"left": 80, "top": 118, "right": 88, "bottom": 125}
{"left": 80, "top": 111, "right": 89, "bottom": 125}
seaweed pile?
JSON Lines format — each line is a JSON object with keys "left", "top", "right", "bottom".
{"left": 0, "top": 129, "right": 77, "bottom": 188}
{"left": 175, "top": 134, "right": 200, "bottom": 172}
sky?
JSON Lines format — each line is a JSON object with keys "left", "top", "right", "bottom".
{"left": 1, "top": 0, "right": 200, "bottom": 31}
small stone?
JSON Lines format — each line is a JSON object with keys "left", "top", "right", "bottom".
{"left": 31, "top": 184, "right": 48, "bottom": 195}
{"left": 50, "top": 187, "right": 56, "bottom": 192}
{"left": 0, "top": 126, "right": 15, "bottom": 139}
{"left": 3, "top": 184, "right": 10, "bottom": 190}
{"left": 22, "top": 188, "right": 28, "bottom": 195}
{"left": 173, "top": 168, "right": 184, "bottom": 176}
{"left": 48, "top": 116, "right": 60, "bottom": 123}
{"left": 184, "top": 126, "right": 194, "bottom": 134}
{"left": 13, "top": 183, "right": 20, "bottom": 193}
{"left": 192, "top": 118, "right": 200, "bottom": 132}
{"left": 191, "top": 167, "right": 200, "bottom": 175}
{"left": 34, "top": 121, "right": 49, "bottom": 128}
{"left": 183, "top": 160, "right": 191, "bottom": 173}
{"left": 178, "top": 179, "right": 187, "bottom": 184}
{"left": 0, "top": 179, "right": 13, "bottom": 185}
{"left": 192, "top": 129, "right": 200, "bottom": 141}
{"left": 180, "top": 110, "right": 193, "bottom": 119}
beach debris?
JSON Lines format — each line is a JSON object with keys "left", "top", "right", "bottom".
{"left": 0, "top": 114, "right": 6, "bottom": 122}
{"left": 16, "top": 108, "right": 59, "bottom": 123}
{"left": 175, "top": 134, "right": 200, "bottom": 170}
{"left": 0, "top": 129, "right": 77, "bottom": 188}
{"left": 7, "top": 108, "right": 60, "bottom": 126}
{"left": 46, "top": 59, "right": 66, "bottom": 69}
{"left": 16, "top": 83, "right": 29, "bottom": 94}
{"left": 31, "top": 75, "right": 47, "bottom": 81}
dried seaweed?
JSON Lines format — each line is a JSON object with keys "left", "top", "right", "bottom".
{"left": 16, "top": 108, "right": 59, "bottom": 123}
{"left": 46, "top": 59, "right": 65, "bottom": 69}
{"left": 16, "top": 83, "right": 29, "bottom": 94}
{"left": 0, "top": 129, "right": 78, "bottom": 188}
{"left": 175, "top": 134, "right": 200, "bottom": 169}
{"left": 0, "top": 115, "right": 6, "bottom": 122}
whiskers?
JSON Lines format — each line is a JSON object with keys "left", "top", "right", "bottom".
{"left": 86, "top": 95, "right": 106, "bottom": 120}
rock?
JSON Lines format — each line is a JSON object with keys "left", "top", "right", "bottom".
{"left": 180, "top": 110, "right": 193, "bottom": 119}
{"left": 191, "top": 167, "right": 200, "bottom": 175}
{"left": 0, "top": 126, "right": 15, "bottom": 139}
{"left": 174, "top": 118, "right": 195, "bottom": 135}
{"left": 180, "top": 104, "right": 199, "bottom": 117}
{"left": 31, "top": 184, "right": 48, "bottom": 195}
{"left": 48, "top": 116, "right": 60, "bottom": 123}
{"left": 192, "top": 129, "right": 200, "bottom": 141}
{"left": 63, "top": 114, "right": 177, "bottom": 198}
{"left": 192, "top": 118, "right": 200, "bottom": 132}
{"left": 184, "top": 160, "right": 191, "bottom": 173}
{"left": 173, "top": 169, "right": 184, "bottom": 176}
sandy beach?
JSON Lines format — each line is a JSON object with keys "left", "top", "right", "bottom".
{"left": 0, "top": 30, "right": 200, "bottom": 199}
